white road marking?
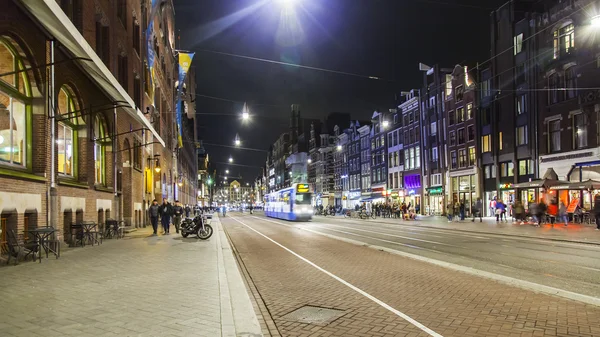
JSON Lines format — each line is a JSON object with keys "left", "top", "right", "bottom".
{"left": 249, "top": 216, "right": 600, "bottom": 307}
{"left": 229, "top": 216, "right": 444, "bottom": 337}
{"left": 313, "top": 222, "right": 464, "bottom": 248}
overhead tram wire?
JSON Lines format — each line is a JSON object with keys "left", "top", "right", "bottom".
{"left": 196, "top": 49, "right": 393, "bottom": 82}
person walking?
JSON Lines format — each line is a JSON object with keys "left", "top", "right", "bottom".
{"left": 472, "top": 198, "right": 483, "bottom": 222}
{"left": 558, "top": 201, "right": 568, "bottom": 227}
{"left": 148, "top": 199, "right": 159, "bottom": 236}
{"left": 459, "top": 201, "right": 465, "bottom": 221}
{"left": 184, "top": 204, "right": 191, "bottom": 218}
{"left": 446, "top": 203, "right": 454, "bottom": 222}
{"left": 495, "top": 200, "right": 505, "bottom": 222}
{"left": 172, "top": 200, "right": 183, "bottom": 234}
{"left": 158, "top": 198, "right": 173, "bottom": 235}
{"left": 593, "top": 196, "right": 600, "bottom": 230}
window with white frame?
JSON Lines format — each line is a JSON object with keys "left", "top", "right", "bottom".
{"left": 430, "top": 121, "right": 437, "bottom": 135}
{"left": 513, "top": 33, "right": 523, "bottom": 55}
{"left": 553, "top": 23, "right": 574, "bottom": 59}
{"left": 431, "top": 147, "right": 438, "bottom": 162}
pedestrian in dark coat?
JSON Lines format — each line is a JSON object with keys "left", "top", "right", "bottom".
{"left": 158, "top": 198, "right": 173, "bottom": 234}
{"left": 148, "top": 200, "right": 160, "bottom": 235}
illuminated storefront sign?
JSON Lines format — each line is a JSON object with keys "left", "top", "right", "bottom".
{"left": 499, "top": 183, "right": 513, "bottom": 189}
{"left": 297, "top": 184, "right": 310, "bottom": 193}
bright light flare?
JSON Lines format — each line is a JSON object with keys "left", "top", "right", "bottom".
{"left": 276, "top": 0, "right": 296, "bottom": 8}
{"left": 592, "top": 15, "right": 600, "bottom": 27}
{"left": 336, "top": 145, "right": 342, "bottom": 151}
{"left": 382, "top": 120, "right": 390, "bottom": 129}
{"left": 229, "top": 157, "right": 233, "bottom": 163}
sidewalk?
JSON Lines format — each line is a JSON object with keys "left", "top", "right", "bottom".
{"left": 0, "top": 215, "right": 263, "bottom": 337}
{"left": 329, "top": 214, "right": 600, "bottom": 245}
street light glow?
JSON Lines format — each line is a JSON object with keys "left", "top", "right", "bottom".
{"left": 241, "top": 102, "right": 250, "bottom": 120}
{"left": 276, "top": 0, "right": 296, "bottom": 8}
{"left": 226, "top": 169, "right": 229, "bottom": 174}
{"left": 592, "top": 15, "right": 600, "bottom": 27}
{"left": 234, "top": 133, "right": 241, "bottom": 146}
{"left": 307, "top": 158, "right": 312, "bottom": 164}
{"left": 336, "top": 145, "right": 342, "bottom": 151}
{"left": 229, "top": 157, "right": 233, "bottom": 162}
{"left": 382, "top": 120, "right": 390, "bottom": 128}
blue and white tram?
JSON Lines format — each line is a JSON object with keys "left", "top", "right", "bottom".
{"left": 265, "top": 183, "right": 313, "bottom": 221}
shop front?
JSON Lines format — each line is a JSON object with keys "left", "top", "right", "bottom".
{"left": 450, "top": 173, "right": 477, "bottom": 217}
{"left": 371, "top": 186, "right": 386, "bottom": 204}
{"left": 347, "top": 190, "right": 361, "bottom": 209}
{"left": 425, "top": 186, "right": 444, "bottom": 215}
{"left": 498, "top": 183, "right": 515, "bottom": 208}
{"left": 334, "top": 192, "right": 342, "bottom": 208}
{"left": 403, "top": 174, "right": 422, "bottom": 211}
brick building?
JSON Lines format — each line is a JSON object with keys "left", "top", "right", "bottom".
{"left": 0, "top": 0, "right": 193, "bottom": 246}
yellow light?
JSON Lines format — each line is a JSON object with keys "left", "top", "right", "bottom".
{"left": 154, "top": 167, "right": 161, "bottom": 173}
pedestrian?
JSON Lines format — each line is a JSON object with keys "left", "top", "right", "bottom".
{"left": 446, "top": 203, "right": 454, "bottom": 222}
{"left": 472, "top": 198, "right": 483, "bottom": 222}
{"left": 495, "top": 200, "right": 504, "bottom": 222}
{"left": 489, "top": 198, "right": 496, "bottom": 217}
{"left": 158, "top": 198, "right": 173, "bottom": 234}
{"left": 459, "top": 202, "right": 465, "bottom": 221}
{"left": 558, "top": 201, "right": 568, "bottom": 227}
{"left": 148, "top": 199, "right": 159, "bottom": 236}
{"left": 593, "top": 196, "right": 600, "bottom": 231}
{"left": 514, "top": 200, "right": 525, "bottom": 224}
{"left": 184, "top": 204, "right": 191, "bottom": 218}
{"left": 172, "top": 200, "right": 183, "bottom": 234}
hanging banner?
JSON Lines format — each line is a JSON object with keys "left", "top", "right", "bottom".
{"left": 176, "top": 52, "right": 195, "bottom": 148}
{"left": 145, "top": 0, "right": 163, "bottom": 107}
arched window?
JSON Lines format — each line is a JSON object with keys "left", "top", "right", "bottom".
{"left": 57, "top": 86, "right": 83, "bottom": 177}
{"left": 93, "top": 115, "right": 107, "bottom": 185}
{"left": 0, "top": 37, "right": 31, "bottom": 166}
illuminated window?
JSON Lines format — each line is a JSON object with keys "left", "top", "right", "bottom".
{"left": 450, "top": 151, "right": 457, "bottom": 169}
{"left": 574, "top": 113, "right": 587, "bottom": 149}
{"left": 549, "top": 119, "right": 561, "bottom": 153}
{"left": 94, "top": 115, "right": 107, "bottom": 185}
{"left": 468, "top": 146, "right": 476, "bottom": 166}
{"left": 553, "top": 24, "right": 574, "bottom": 59}
{"left": 481, "top": 135, "right": 491, "bottom": 153}
{"left": 0, "top": 38, "right": 31, "bottom": 167}
{"left": 518, "top": 159, "right": 533, "bottom": 176}
{"left": 513, "top": 33, "right": 523, "bottom": 55}
{"left": 466, "top": 103, "right": 473, "bottom": 119}
{"left": 57, "top": 87, "right": 82, "bottom": 177}
{"left": 458, "top": 149, "right": 467, "bottom": 168}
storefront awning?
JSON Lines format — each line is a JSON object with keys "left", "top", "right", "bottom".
{"left": 550, "top": 179, "right": 600, "bottom": 191}
{"left": 513, "top": 178, "right": 569, "bottom": 189}
{"left": 18, "top": 0, "right": 164, "bottom": 147}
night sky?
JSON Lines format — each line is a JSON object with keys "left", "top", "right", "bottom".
{"left": 174, "top": 0, "right": 507, "bottom": 182}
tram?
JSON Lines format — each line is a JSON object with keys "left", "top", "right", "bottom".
{"left": 264, "top": 183, "right": 313, "bottom": 221}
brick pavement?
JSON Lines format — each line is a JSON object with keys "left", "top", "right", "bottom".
{"left": 316, "top": 213, "right": 600, "bottom": 245}
{"left": 223, "top": 214, "right": 600, "bottom": 337}
{"left": 0, "top": 216, "right": 263, "bottom": 337}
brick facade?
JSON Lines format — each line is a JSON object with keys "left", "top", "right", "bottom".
{"left": 0, "top": 0, "right": 196, "bottom": 245}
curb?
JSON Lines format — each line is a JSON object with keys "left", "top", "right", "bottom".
{"left": 214, "top": 215, "right": 264, "bottom": 337}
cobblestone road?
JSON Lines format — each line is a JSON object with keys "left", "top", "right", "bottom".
{"left": 222, "top": 213, "right": 600, "bottom": 337}
{"left": 0, "top": 217, "right": 262, "bottom": 337}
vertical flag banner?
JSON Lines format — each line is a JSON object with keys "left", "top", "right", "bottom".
{"left": 145, "top": 0, "right": 162, "bottom": 107}
{"left": 176, "top": 52, "right": 195, "bottom": 148}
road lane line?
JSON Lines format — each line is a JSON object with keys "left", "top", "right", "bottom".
{"left": 314, "top": 222, "right": 465, "bottom": 248}
{"left": 250, "top": 216, "right": 600, "bottom": 307}
{"left": 228, "top": 216, "right": 444, "bottom": 337}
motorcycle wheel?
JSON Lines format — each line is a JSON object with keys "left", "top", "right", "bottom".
{"left": 197, "top": 224, "right": 213, "bottom": 240}
{"left": 182, "top": 232, "right": 189, "bottom": 238}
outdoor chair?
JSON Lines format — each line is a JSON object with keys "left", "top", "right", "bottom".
{"left": 6, "top": 229, "right": 38, "bottom": 265}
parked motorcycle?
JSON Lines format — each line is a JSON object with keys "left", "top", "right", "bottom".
{"left": 180, "top": 214, "right": 213, "bottom": 240}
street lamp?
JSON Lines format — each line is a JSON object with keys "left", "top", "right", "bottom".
{"left": 225, "top": 169, "right": 229, "bottom": 174}
{"left": 241, "top": 102, "right": 250, "bottom": 120}
{"left": 336, "top": 145, "right": 342, "bottom": 151}
{"left": 229, "top": 157, "right": 233, "bottom": 163}
{"left": 307, "top": 158, "right": 312, "bottom": 164}
{"left": 382, "top": 120, "right": 390, "bottom": 129}
{"left": 234, "top": 133, "right": 241, "bottom": 146}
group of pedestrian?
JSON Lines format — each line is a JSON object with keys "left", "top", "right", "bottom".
{"left": 446, "top": 199, "right": 484, "bottom": 222}
{"left": 148, "top": 199, "right": 196, "bottom": 236}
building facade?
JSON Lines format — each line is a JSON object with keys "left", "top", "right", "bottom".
{"left": 369, "top": 111, "right": 387, "bottom": 203}
{"left": 386, "top": 109, "right": 404, "bottom": 205}
{"left": 397, "top": 91, "right": 422, "bottom": 208}
{"left": 0, "top": 0, "right": 189, "bottom": 246}
{"left": 445, "top": 65, "right": 479, "bottom": 216}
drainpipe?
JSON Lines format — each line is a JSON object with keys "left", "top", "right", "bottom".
{"left": 49, "top": 40, "right": 58, "bottom": 235}
{"left": 113, "top": 103, "right": 120, "bottom": 222}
